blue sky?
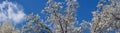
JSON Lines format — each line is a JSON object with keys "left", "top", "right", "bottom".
{"left": 78, "top": 0, "right": 99, "bottom": 22}
{"left": 4, "top": 0, "right": 98, "bottom": 22}
{"left": 0, "top": 0, "right": 99, "bottom": 31}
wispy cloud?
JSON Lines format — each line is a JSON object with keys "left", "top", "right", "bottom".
{"left": 0, "top": 1, "right": 26, "bottom": 23}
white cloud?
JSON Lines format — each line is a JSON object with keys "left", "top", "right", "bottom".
{"left": 0, "top": 1, "right": 26, "bottom": 23}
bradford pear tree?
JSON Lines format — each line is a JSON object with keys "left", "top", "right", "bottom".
{"left": 41, "top": 0, "right": 84, "bottom": 33}
{"left": 0, "top": 22, "right": 20, "bottom": 33}
{"left": 22, "top": 13, "right": 52, "bottom": 33}
{"left": 91, "top": 0, "right": 120, "bottom": 33}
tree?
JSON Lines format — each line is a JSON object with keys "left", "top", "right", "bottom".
{"left": 0, "top": 22, "right": 20, "bottom": 33}
{"left": 42, "top": 0, "right": 81, "bottom": 33}
{"left": 91, "top": 0, "right": 120, "bottom": 33}
{"left": 22, "top": 13, "right": 52, "bottom": 33}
